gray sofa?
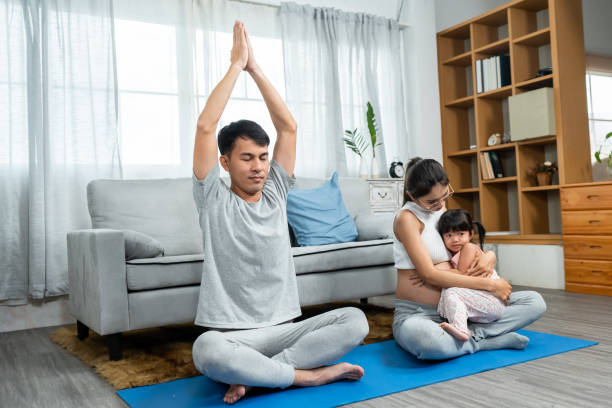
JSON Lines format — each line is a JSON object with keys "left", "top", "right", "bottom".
{"left": 67, "top": 175, "right": 397, "bottom": 360}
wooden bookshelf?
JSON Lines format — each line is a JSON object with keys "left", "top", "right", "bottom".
{"left": 437, "top": 0, "right": 592, "bottom": 243}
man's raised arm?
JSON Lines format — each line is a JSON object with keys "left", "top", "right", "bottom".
{"left": 244, "top": 29, "right": 298, "bottom": 176}
{"left": 193, "top": 22, "right": 248, "bottom": 180}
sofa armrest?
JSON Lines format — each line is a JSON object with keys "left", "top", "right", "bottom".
{"left": 67, "top": 229, "right": 129, "bottom": 335}
{"left": 354, "top": 212, "right": 395, "bottom": 241}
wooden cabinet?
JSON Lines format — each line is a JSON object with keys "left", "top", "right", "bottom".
{"left": 367, "top": 178, "right": 404, "bottom": 214}
{"left": 436, "top": 0, "right": 592, "bottom": 244}
{"left": 561, "top": 182, "right": 612, "bottom": 296}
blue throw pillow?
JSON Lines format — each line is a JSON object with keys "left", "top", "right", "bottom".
{"left": 287, "top": 173, "right": 358, "bottom": 246}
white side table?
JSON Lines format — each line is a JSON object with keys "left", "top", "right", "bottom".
{"left": 367, "top": 178, "right": 404, "bottom": 214}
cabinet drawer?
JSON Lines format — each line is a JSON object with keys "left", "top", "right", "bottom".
{"left": 561, "top": 184, "right": 612, "bottom": 210}
{"left": 369, "top": 183, "right": 399, "bottom": 205}
{"left": 562, "top": 210, "right": 612, "bottom": 235}
{"left": 565, "top": 259, "right": 612, "bottom": 286}
{"left": 564, "top": 236, "right": 612, "bottom": 261}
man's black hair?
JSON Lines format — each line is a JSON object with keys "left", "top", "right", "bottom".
{"left": 218, "top": 119, "right": 270, "bottom": 156}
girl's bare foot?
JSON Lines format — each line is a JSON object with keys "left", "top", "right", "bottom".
{"left": 294, "top": 362, "right": 364, "bottom": 387}
{"left": 440, "top": 322, "right": 470, "bottom": 341}
{"left": 223, "top": 384, "right": 251, "bottom": 405}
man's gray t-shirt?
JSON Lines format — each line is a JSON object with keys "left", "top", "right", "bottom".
{"left": 192, "top": 160, "right": 301, "bottom": 329}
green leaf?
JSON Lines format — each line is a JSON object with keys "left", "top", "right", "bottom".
{"left": 606, "top": 131, "right": 612, "bottom": 140}
{"left": 595, "top": 151, "right": 602, "bottom": 163}
{"left": 608, "top": 151, "right": 612, "bottom": 168}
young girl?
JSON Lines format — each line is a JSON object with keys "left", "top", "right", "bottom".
{"left": 436, "top": 209, "right": 505, "bottom": 341}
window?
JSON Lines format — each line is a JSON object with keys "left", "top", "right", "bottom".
{"left": 114, "top": 18, "right": 285, "bottom": 172}
{"left": 586, "top": 71, "right": 612, "bottom": 165}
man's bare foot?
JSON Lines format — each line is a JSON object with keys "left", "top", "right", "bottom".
{"left": 440, "top": 322, "right": 470, "bottom": 341}
{"left": 223, "top": 384, "right": 251, "bottom": 405}
{"left": 294, "top": 362, "right": 364, "bottom": 387}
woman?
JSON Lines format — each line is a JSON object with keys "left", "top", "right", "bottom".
{"left": 392, "top": 158, "right": 546, "bottom": 359}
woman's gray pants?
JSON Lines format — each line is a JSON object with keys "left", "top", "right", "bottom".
{"left": 393, "top": 291, "right": 547, "bottom": 360}
{"left": 192, "top": 307, "right": 369, "bottom": 389}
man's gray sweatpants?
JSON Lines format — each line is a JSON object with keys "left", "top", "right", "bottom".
{"left": 192, "top": 307, "right": 369, "bottom": 388}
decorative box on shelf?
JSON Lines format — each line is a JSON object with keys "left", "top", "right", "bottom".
{"left": 367, "top": 178, "right": 404, "bottom": 214}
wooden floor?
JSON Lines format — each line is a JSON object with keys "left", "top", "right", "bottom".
{"left": 1, "top": 287, "right": 611, "bottom": 408}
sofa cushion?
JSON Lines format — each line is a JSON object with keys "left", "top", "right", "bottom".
{"left": 287, "top": 173, "right": 358, "bottom": 246}
{"left": 123, "top": 230, "right": 165, "bottom": 260}
{"left": 126, "top": 254, "right": 204, "bottom": 291}
{"left": 293, "top": 176, "right": 371, "bottom": 217}
{"left": 87, "top": 178, "right": 203, "bottom": 256}
{"left": 354, "top": 212, "right": 395, "bottom": 241}
{"left": 292, "top": 239, "right": 393, "bottom": 275}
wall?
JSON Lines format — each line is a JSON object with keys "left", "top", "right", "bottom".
{"left": 582, "top": 0, "right": 612, "bottom": 56}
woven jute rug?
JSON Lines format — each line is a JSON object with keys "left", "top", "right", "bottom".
{"left": 50, "top": 302, "right": 394, "bottom": 390}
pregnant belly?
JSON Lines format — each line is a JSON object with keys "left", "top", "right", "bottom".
{"left": 395, "top": 262, "right": 452, "bottom": 307}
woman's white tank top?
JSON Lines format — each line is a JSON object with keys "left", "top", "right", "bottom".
{"left": 393, "top": 201, "right": 451, "bottom": 269}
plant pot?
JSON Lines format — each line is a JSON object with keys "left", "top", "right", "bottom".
{"left": 370, "top": 157, "right": 381, "bottom": 178}
{"left": 536, "top": 172, "right": 552, "bottom": 186}
{"left": 359, "top": 157, "right": 369, "bottom": 179}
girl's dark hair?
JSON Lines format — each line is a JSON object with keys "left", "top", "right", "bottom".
{"left": 403, "top": 157, "right": 449, "bottom": 205}
{"left": 438, "top": 209, "right": 486, "bottom": 249}
{"left": 218, "top": 119, "right": 270, "bottom": 156}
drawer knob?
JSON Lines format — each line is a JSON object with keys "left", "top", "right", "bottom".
{"left": 377, "top": 192, "right": 388, "bottom": 199}
{"left": 589, "top": 245, "right": 602, "bottom": 249}
{"left": 588, "top": 220, "right": 601, "bottom": 224}
{"left": 587, "top": 195, "right": 599, "bottom": 199}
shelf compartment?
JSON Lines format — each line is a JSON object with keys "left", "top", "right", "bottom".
{"left": 447, "top": 149, "right": 477, "bottom": 158}
{"left": 443, "top": 51, "right": 472, "bottom": 67}
{"left": 482, "top": 176, "right": 517, "bottom": 184}
{"left": 517, "top": 140, "right": 558, "bottom": 188}
{"left": 438, "top": 25, "right": 471, "bottom": 61}
{"left": 511, "top": 41, "right": 552, "bottom": 83}
{"left": 474, "top": 38, "right": 510, "bottom": 55}
{"left": 514, "top": 27, "right": 550, "bottom": 47}
{"left": 515, "top": 73, "right": 553, "bottom": 90}
{"left": 441, "top": 106, "right": 475, "bottom": 152}
{"left": 446, "top": 95, "right": 474, "bottom": 108}
{"left": 480, "top": 181, "right": 520, "bottom": 232}
{"left": 509, "top": 2, "right": 549, "bottom": 39}
{"left": 471, "top": 8, "right": 509, "bottom": 50}
{"left": 520, "top": 189, "right": 561, "bottom": 234}
{"left": 448, "top": 191, "right": 480, "bottom": 220}
{"left": 446, "top": 155, "right": 479, "bottom": 191}
{"left": 439, "top": 64, "right": 473, "bottom": 101}
{"left": 475, "top": 97, "right": 506, "bottom": 148}
{"left": 477, "top": 85, "right": 513, "bottom": 99}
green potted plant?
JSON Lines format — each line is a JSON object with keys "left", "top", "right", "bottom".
{"left": 594, "top": 131, "right": 612, "bottom": 175}
{"left": 343, "top": 101, "right": 383, "bottom": 178}
{"left": 529, "top": 160, "right": 557, "bottom": 186}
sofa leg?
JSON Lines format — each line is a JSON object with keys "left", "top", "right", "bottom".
{"left": 107, "top": 333, "right": 123, "bottom": 361}
{"left": 360, "top": 297, "right": 368, "bottom": 305}
{"left": 76, "top": 321, "right": 89, "bottom": 341}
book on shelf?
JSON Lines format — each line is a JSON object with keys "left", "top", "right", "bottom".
{"left": 477, "top": 55, "right": 511, "bottom": 93}
{"left": 479, "top": 152, "right": 494, "bottom": 180}
{"left": 488, "top": 151, "right": 505, "bottom": 178}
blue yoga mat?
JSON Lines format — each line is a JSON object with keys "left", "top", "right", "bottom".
{"left": 117, "top": 329, "right": 596, "bottom": 408}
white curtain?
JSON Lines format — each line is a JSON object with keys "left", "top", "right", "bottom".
{"left": 280, "top": 2, "right": 409, "bottom": 178}
{"left": 112, "top": 0, "right": 284, "bottom": 180}
{"left": 0, "top": 0, "right": 121, "bottom": 301}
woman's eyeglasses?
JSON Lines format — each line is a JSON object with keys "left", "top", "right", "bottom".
{"left": 412, "top": 184, "right": 454, "bottom": 210}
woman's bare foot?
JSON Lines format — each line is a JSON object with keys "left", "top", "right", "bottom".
{"left": 223, "top": 384, "right": 251, "bottom": 405}
{"left": 294, "top": 362, "right": 364, "bottom": 387}
{"left": 440, "top": 322, "right": 470, "bottom": 341}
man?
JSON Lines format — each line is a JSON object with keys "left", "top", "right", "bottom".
{"left": 191, "top": 21, "right": 369, "bottom": 404}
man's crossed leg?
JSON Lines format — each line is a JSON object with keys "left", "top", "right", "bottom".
{"left": 193, "top": 307, "right": 369, "bottom": 404}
